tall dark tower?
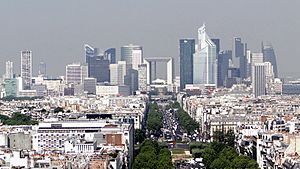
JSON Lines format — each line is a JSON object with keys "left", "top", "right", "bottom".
{"left": 233, "top": 37, "right": 247, "bottom": 79}
{"left": 262, "top": 42, "right": 278, "bottom": 77}
{"left": 179, "top": 39, "right": 195, "bottom": 90}
{"left": 85, "top": 44, "right": 110, "bottom": 83}
{"left": 104, "top": 48, "right": 116, "bottom": 64}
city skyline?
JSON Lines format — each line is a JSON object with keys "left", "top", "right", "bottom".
{"left": 0, "top": 0, "right": 299, "bottom": 78}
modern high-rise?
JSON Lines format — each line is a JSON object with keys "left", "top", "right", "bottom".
{"left": 65, "top": 63, "right": 88, "bottom": 85}
{"left": 5, "top": 61, "right": 14, "bottom": 79}
{"left": 232, "top": 37, "right": 247, "bottom": 79}
{"left": 193, "top": 24, "right": 217, "bottom": 85}
{"left": 83, "top": 77, "right": 96, "bottom": 95}
{"left": 38, "top": 62, "right": 47, "bottom": 77}
{"left": 104, "top": 48, "right": 116, "bottom": 64}
{"left": 85, "top": 44, "right": 110, "bottom": 83}
{"left": 252, "top": 63, "right": 266, "bottom": 97}
{"left": 251, "top": 53, "right": 264, "bottom": 65}
{"left": 211, "top": 39, "right": 220, "bottom": 55}
{"left": 109, "top": 61, "right": 127, "bottom": 85}
{"left": 217, "top": 50, "right": 231, "bottom": 87}
{"left": 4, "top": 79, "right": 17, "bottom": 97}
{"left": 262, "top": 42, "right": 278, "bottom": 77}
{"left": 121, "top": 44, "right": 143, "bottom": 71}
{"left": 179, "top": 39, "right": 195, "bottom": 90}
{"left": 21, "top": 50, "right": 32, "bottom": 90}
{"left": 138, "top": 64, "right": 147, "bottom": 92}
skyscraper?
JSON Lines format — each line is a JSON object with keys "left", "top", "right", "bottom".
{"left": 109, "top": 61, "right": 127, "bottom": 85}
{"left": 138, "top": 64, "right": 147, "bottom": 92}
{"left": 232, "top": 37, "right": 247, "bottom": 79}
{"left": 217, "top": 50, "right": 231, "bottom": 87}
{"left": 251, "top": 53, "right": 264, "bottom": 65}
{"left": 85, "top": 44, "right": 110, "bottom": 83}
{"left": 179, "top": 39, "right": 195, "bottom": 90}
{"left": 5, "top": 61, "right": 14, "bottom": 79}
{"left": 121, "top": 44, "right": 143, "bottom": 93}
{"left": 65, "top": 63, "right": 88, "bottom": 85}
{"left": 262, "top": 42, "right": 278, "bottom": 77}
{"left": 104, "top": 48, "right": 116, "bottom": 64}
{"left": 252, "top": 63, "right": 266, "bottom": 97}
{"left": 21, "top": 50, "right": 32, "bottom": 90}
{"left": 211, "top": 39, "right": 220, "bottom": 55}
{"left": 193, "top": 24, "right": 217, "bottom": 85}
{"left": 83, "top": 77, "right": 96, "bottom": 95}
{"left": 38, "top": 62, "right": 47, "bottom": 77}
{"left": 121, "top": 44, "right": 143, "bottom": 71}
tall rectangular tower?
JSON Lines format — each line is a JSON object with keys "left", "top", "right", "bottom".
{"left": 193, "top": 24, "right": 217, "bottom": 85}
{"left": 21, "top": 50, "right": 32, "bottom": 90}
{"left": 252, "top": 63, "right": 266, "bottom": 97}
{"left": 179, "top": 39, "right": 195, "bottom": 90}
{"left": 5, "top": 61, "right": 14, "bottom": 79}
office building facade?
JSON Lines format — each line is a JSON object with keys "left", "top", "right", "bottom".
{"left": 21, "top": 50, "right": 32, "bottom": 90}
{"left": 104, "top": 48, "right": 116, "bottom": 64}
{"left": 85, "top": 44, "right": 110, "bottom": 83}
{"left": 65, "top": 63, "right": 88, "bottom": 85}
{"left": 121, "top": 44, "right": 143, "bottom": 71}
{"left": 252, "top": 63, "right": 266, "bottom": 97}
{"left": 217, "top": 50, "right": 231, "bottom": 87}
{"left": 84, "top": 78, "right": 96, "bottom": 95}
{"left": 5, "top": 61, "right": 14, "bottom": 79}
{"left": 193, "top": 24, "right": 217, "bottom": 85}
{"left": 179, "top": 39, "right": 195, "bottom": 90}
{"left": 138, "top": 64, "right": 147, "bottom": 92}
{"left": 109, "top": 61, "right": 127, "bottom": 85}
{"left": 262, "top": 42, "right": 278, "bottom": 77}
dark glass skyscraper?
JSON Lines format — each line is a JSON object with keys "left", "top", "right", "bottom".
{"left": 217, "top": 50, "right": 231, "bottom": 87}
{"left": 104, "top": 48, "right": 116, "bottom": 64}
{"left": 233, "top": 37, "right": 247, "bottom": 79}
{"left": 211, "top": 39, "right": 220, "bottom": 55}
{"left": 262, "top": 42, "right": 278, "bottom": 77}
{"left": 85, "top": 44, "right": 110, "bottom": 83}
{"left": 179, "top": 39, "right": 195, "bottom": 90}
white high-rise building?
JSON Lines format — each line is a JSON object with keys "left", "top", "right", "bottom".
{"left": 109, "top": 61, "right": 127, "bottom": 85}
{"left": 251, "top": 52, "right": 264, "bottom": 65}
{"left": 121, "top": 44, "right": 143, "bottom": 71}
{"left": 138, "top": 64, "right": 147, "bottom": 92}
{"left": 193, "top": 24, "right": 217, "bottom": 85}
{"left": 65, "top": 63, "right": 88, "bottom": 85}
{"left": 21, "top": 50, "right": 32, "bottom": 90}
{"left": 252, "top": 63, "right": 266, "bottom": 97}
{"left": 5, "top": 61, "right": 13, "bottom": 79}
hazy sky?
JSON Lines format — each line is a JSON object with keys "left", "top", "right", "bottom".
{"left": 0, "top": 0, "right": 299, "bottom": 78}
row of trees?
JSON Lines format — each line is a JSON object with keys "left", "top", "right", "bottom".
{"left": 133, "top": 140, "right": 173, "bottom": 169}
{"left": 0, "top": 112, "right": 38, "bottom": 125}
{"left": 146, "top": 103, "right": 163, "bottom": 135}
{"left": 175, "top": 108, "right": 199, "bottom": 134}
{"left": 189, "top": 142, "right": 259, "bottom": 169}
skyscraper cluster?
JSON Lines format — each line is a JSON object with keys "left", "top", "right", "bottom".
{"left": 1, "top": 24, "right": 279, "bottom": 98}
{"left": 179, "top": 24, "right": 279, "bottom": 97}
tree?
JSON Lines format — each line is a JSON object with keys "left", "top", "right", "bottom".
{"left": 225, "top": 129, "right": 235, "bottom": 147}
{"left": 210, "top": 158, "right": 230, "bottom": 169}
{"left": 135, "top": 129, "right": 146, "bottom": 144}
{"left": 202, "top": 147, "right": 217, "bottom": 168}
{"left": 3, "top": 112, "right": 38, "bottom": 125}
{"left": 191, "top": 148, "right": 202, "bottom": 158}
{"left": 133, "top": 140, "right": 174, "bottom": 169}
{"left": 213, "top": 130, "right": 225, "bottom": 142}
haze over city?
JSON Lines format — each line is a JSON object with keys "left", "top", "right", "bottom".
{"left": 0, "top": 0, "right": 300, "bottom": 77}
